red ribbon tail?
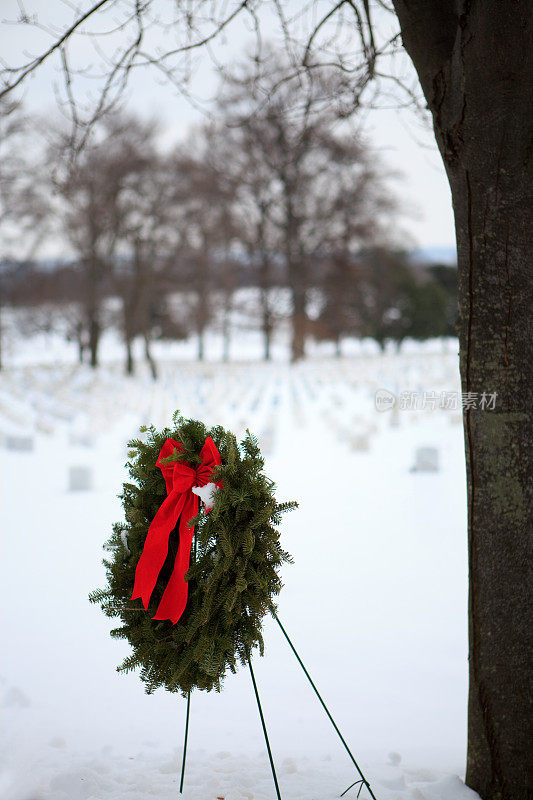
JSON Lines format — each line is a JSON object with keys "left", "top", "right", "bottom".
{"left": 131, "top": 491, "right": 187, "bottom": 610}
{"left": 152, "top": 494, "right": 199, "bottom": 624}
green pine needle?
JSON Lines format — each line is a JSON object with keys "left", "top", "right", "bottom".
{"left": 90, "top": 412, "right": 296, "bottom": 696}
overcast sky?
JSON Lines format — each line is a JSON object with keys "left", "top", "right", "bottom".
{"left": 2, "top": 0, "right": 456, "bottom": 254}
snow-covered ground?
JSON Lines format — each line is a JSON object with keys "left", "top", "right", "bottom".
{"left": 0, "top": 332, "right": 478, "bottom": 800}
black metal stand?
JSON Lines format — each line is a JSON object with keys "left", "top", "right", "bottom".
{"left": 179, "top": 535, "right": 194, "bottom": 794}
{"left": 271, "top": 610, "right": 378, "bottom": 800}
{"left": 178, "top": 611, "right": 378, "bottom": 799}
{"left": 179, "top": 691, "right": 190, "bottom": 793}
{"left": 248, "top": 656, "right": 282, "bottom": 800}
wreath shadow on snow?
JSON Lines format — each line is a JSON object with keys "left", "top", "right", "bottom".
{"left": 89, "top": 412, "right": 296, "bottom": 696}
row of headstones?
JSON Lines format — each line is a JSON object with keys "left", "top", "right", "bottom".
{"left": 1, "top": 434, "right": 94, "bottom": 489}
{"left": 322, "top": 409, "right": 375, "bottom": 453}
{"left": 320, "top": 411, "right": 440, "bottom": 471}
{"left": 233, "top": 373, "right": 283, "bottom": 447}
{"left": 2, "top": 426, "right": 96, "bottom": 449}
{"left": 1, "top": 433, "right": 34, "bottom": 451}
{"left": 4, "top": 440, "right": 439, "bottom": 484}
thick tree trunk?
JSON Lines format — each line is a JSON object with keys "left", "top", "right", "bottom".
{"left": 143, "top": 333, "right": 157, "bottom": 380}
{"left": 263, "top": 315, "right": 272, "bottom": 361}
{"left": 88, "top": 316, "right": 100, "bottom": 368}
{"left": 393, "top": 3, "right": 533, "bottom": 798}
{"left": 222, "top": 293, "right": 231, "bottom": 363}
{"left": 75, "top": 322, "right": 85, "bottom": 364}
{"left": 123, "top": 296, "right": 138, "bottom": 377}
{"left": 125, "top": 338, "right": 134, "bottom": 376}
{"left": 0, "top": 302, "right": 4, "bottom": 371}
{"left": 291, "top": 285, "right": 306, "bottom": 362}
{"left": 283, "top": 190, "right": 306, "bottom": 361}
{"left": 85, "top": 249, "right": 104, "bottom": 370}
{"left": 197, "top": 329, "right": 205, "bottom": 361}
{"left": 260, "top": 289, "right": 273, "bottom": 361}
{"left": 258, "top": 248, "right": 273, "bottom": 361}
{"left": 195, "top": 249, "right": 209, "bottom": 363}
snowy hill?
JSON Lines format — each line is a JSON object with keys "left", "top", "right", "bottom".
{"left": 0, "top": 335, "right": 478, "bottom": 800}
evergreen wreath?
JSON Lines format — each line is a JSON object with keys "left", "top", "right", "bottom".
{"left": 90, "top": 413, "right": 296, "bottom": 696}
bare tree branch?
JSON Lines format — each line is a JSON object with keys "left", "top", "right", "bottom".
{"left": 0, "top": 1, "right": 421, "bottom": 150}
{"left": 0, "top": 0, "right": 114, "bottom": 98}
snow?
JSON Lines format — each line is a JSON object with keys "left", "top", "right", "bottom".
{"left": 192, "top": 482, "right": 218, "bottom": 510}
{"left": 0, "top": 332, "right": 477, "bottom": 800}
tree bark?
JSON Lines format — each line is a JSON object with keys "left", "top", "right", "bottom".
{"left": 262, "top": 298, "right": 272, "bottom": 361}
{"left": 74, "top": 321, "right": 85, "bottom": 364}
{"left": 143, "top": 333, "right": 157, "bottom": 380}
{"left": 291, "top": 284, "right": 306, "bottom": 361}
{"left": 0, "top": 301, "right": 3, "bottom": 371}
{"left": 195, "top": 245, "right": 209, "bottom": 362}
{"left": 282, "top": 173, "right": 307, "bottom": 362}
{"left": 125, "top": 337, "right": 134, "bottom": 375}
{"left": 393, "top": 3, "right": 533, "bottom": 798}
{"left": 197, "top": 328, "right": 205, "bottom": 361}
{"left": 88, "top": 315, "right": 100, "bottom": 368}
{"left": 222, "top": 292, "right": 231, "bottom": 363}
{"left": 255, "top": 217, "right": 274, "bottom": 361}
{"left": 86, "top": 249, "right": 102, "bottom": 369}
{"left": 259, "top": 263, "right": 273, "bottom": 361}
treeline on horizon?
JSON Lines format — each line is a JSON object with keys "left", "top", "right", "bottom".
{"left": 0, "top": 47, "right": 457, "bottom": 374}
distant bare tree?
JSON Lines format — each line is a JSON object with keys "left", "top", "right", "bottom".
{"left": 204, "top": 115, "right": 280, "bottom": 360}
{"left": 0, "top": 99, "right": 51, "bottom": 369}
{"left": 218, "top": 50, "right": 398, "bottom": 360}
{"left": 169, "top": 141, "right": 238, "bottom": 361}
{"left": 51, "top": 113, "right": 156, "bottom": 367}
{"left": 0, "top": 99, "right": 50, "bottom": 254}
{"left": 110, "top": 125, "right": 180, "bottom": 378}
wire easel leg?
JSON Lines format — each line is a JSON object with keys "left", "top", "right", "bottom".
{"left": 271, "top": 610, "right": 377, "bottom": 800}
{"left": 179, "top": 534, "right": 197, "bottom": 794}
{"left": 179, "top": 691, "right": 191, "bottom": 794}
{"left": 341, "top": 779, "right": 365, "bottom": 798}
{"left": 248, "top": 657, "right": 282, "bottom": 800}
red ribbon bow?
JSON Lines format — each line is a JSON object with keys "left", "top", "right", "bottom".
{"left": 131, "top": 437, "right": 221, "bottom": 624}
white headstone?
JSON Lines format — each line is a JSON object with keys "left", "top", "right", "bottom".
{"left": 5, "top": 434, "right": 34, "bottom": 452}
{"left": 36, "top": 421, "right": 54, "bottom": 435}
{"left": 390, "top": 403, "right": 400, "bottom": 427}
{"left": 349, "top": 432, "right": 370, "bottom": 452}
{"left": 69, "top": 465, "right": 93, "bottom": 491}
{"left": 412, "top": 447, "right": 439, "bottom": 472}
{"left": 259, "top": 428, "right": 275, "bottom": 456}
{"left": 69, "top": 432, "right": 93, "bottom": 447}
{"left": 2, "top": 686, "right": 31, "bottom": 708}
